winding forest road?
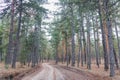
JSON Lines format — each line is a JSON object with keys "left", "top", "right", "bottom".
{"left": 22, "top": 63, "right": 64, "bottom": 80}
{"left": 21, "top": 63, "right": 102, "bottom": 80}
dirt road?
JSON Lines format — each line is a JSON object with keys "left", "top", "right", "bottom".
{"left": 22, "top": 63, "right": 104, "bottom": 80}
{"left": 22, "top": 63, "right": 64, "bottom": 80}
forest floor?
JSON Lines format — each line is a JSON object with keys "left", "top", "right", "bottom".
{"left": 0, "top": 62, "right": 40, "bottom": 80}
{"left": 0, "top": 62, "right": 120, "bottom": 80}
{"left": 0, "top": 62, "right": 30, "bottom": 78}
{"left": 21, "top": 62, "right": 120, "bottom": 80}
{"left": 58, "top": 62, "right": 120, "bottom": 80}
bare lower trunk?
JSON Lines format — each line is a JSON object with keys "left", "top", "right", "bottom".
{"left": 69, "top": 4, "right": 75, "bottom": 66}
{"left": 0, "top": 36, "right": 2, "bottom": 62}
{"left": 113, "top": 48, "right": 119, "bottom": 69}
{"left": 103, "top": 0, "right": 115, "bottom": 77}
{"left": 98, "top": 0, "right": 109, "bottom": 71}
{"left": 5, "top": 0, "right": 15, "bottom": 65}
{"left": 114, "top": 21, "right": 120, "bottom": 64}
{"left": 12, "top": 0, "right": 22, "bottom": 68}
{"left": 86, "top": 16, "right": 91, "bottom": 69}
{"left": 56, "top": 46, "right": 58, "bottom": 64}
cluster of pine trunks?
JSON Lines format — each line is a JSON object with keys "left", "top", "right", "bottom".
{"left": 55, "top": 0, "right": 119, "bottom": 77}
{"left": 4, "top": 0, "right": 41, "bottom": 68}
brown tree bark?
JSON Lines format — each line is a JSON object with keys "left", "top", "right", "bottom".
{"left": 5, "top": 0, "right": 15, "bottom": 65}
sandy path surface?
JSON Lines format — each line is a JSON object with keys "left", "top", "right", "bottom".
{"left": 22, "top": 63, "right": 64, "bottom": 80}
{"left": 22, "top": 63, "right": 108, "bottom": 80}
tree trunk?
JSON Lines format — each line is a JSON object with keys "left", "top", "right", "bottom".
{"left": 98, "top": 0, "right": 109, "bottom": 71}
{"left": 62, "top": 38, "right": 65, "bottom": 63}
{"left": 0, "top": 36, "right": 2, "bottom": 62}
{"left": 12, "top": 0, "right": 22, "bottom": 68}
{"left": 69, "top": 4, "right": 75, "bottom": 66}
{"left": 27, "top": 53, "right": 31, "bottom": 67}
{"left": 55, "top": 46, "right": 58, "bottom": 64}
{"left": 92, "top": 16, "right": 99, "bottom": 68}
{"left": 65, "top": 33, "right": 69, "bottom": 67}
{"left": 77, "top": 33, "right": 80, "bottom": 67}
{"left": 34, "top": 26, "right": 39, "bottom": 65}
{"left": 113, "top": 48, "right": 119, "bottom": 69}
{"left": 107, "top": 20, "right": 115, "bottom": 77}
{"left": 68, "top": 44, "right": 71, "bottom": 65}
{"left": 86, "top": 16, "right": 91, "bottom": 69}
{"left": 96, "top": 26, "right": 101, "bottom": 64}
{"left": 104, "top": 0, "right": 115, "bottom": 77}
{"left": 61, "top": 52, "right": 64, "bottom": 64}
{"left": 81, "top": 15, "right": 87, "bottom": 65}
{"left": 77, "top": 5, "right": 83, "bottom": 67}
{"left": 31, "top": 47, "right": 35, "bottom": 67}
{"left": 78, "top": 10, "right": 84, "bottom": 66}
{"left": 5, "top": 0, "right": 15, "bottom": 65}
{"left": 114, "top": 20, "right": 120, "bottom": 64}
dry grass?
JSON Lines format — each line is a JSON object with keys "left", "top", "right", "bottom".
{"left": 58, "top": 60, "right": 120, "bottom": 80}
{"left": 0, "top": 62, "right": 31, "bottom": 78}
